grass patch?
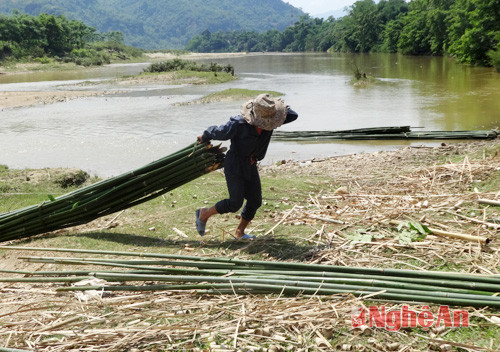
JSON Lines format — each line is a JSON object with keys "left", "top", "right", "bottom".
{"left": 121, "top": 70, "right": 237, "bottom": 85}
{"left": 0, "top": 166, "right": 332, "bottom": 261}
{"left": 350, "top": 75, "right": 380, "bottom": 88}
{"left": 445, "top": 320, "right": 500, "bottom": 349}
{"left": 199, "top": 88, "right": 284, "bottom": 103}
{"left": 171, "top": 70, "right": 236, "bottom": 84}
{"left": 1, "top": 60, "right": 81, "bottom": 72}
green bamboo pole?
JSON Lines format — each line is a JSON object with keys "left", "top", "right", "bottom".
{"left": 272, "top": 130, "right": 498, "bottom": 141}
{"left": 10, "top": 155, "right": 214, "bottom": 233}
{"left": 23, "top": 257, "right": 491, "bottom": 295}
{"left": 0, "top": 143, "right": 205, "bottom": 219}
{"left": 31, "top": 258, "right": 495, "bottom": 295}
{"left": 5, "top": 246, "right": 500, "bottom": 284}
{"left": 20, "top": 256, "right": 500, "bottom": 294}
{"left": 0, "top": 146, "right": 212, "bottom": 230}
{"left": 0, "top": 142, "right": 207, "bottom": 221}
{"left": 273, "top": 126, "right": 412, "bottom": 137}
{"left": 56, "top": 281, "right": 500, "bottom": 308}
{"left": 0, "top": 269, "right": 164, "bottom": 276}
{"left": 86, "top": 272, "right": 500, "bottom": 304}
{"left": 0, "top": 143, "right": 223, "bottom": 239}
{"left": 0, "top": 276, "right": 90, "bottom": 283}
{"left": 23, "top": 258, "right": 239, "bottom": 271}
{"left": 243, "top": 269, "right": 500, "bottom": 292}
{"left": 2, "top": 249, "right": 500, "bottom": 307}
{"left": 0, "top": 142, "right": 205, "bottom": 221}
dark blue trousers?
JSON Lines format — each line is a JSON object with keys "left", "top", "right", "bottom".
{"left": 215, "top": 153, "right": 262, "bottom": 221}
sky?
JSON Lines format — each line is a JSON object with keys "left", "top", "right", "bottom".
{"left": 285, "top": 0, "right": 357, "bottom": 17}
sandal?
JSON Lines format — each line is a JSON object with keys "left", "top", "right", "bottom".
{"left": 233, "top": 233, "right": 256, "bottom": 240}
{"left": 195, "top": 209, "right": 206, "bottom": 236}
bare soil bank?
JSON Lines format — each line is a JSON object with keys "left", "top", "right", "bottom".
{"left": 0, "top": 52, "right": 246, "bottom": 109}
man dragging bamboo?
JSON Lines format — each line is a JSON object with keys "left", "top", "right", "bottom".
{"left": 195, "top": 93, "right": 298, "bottom": 240}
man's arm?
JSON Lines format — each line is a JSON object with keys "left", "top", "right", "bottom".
{"left": 198, "top": 117, "right": 240, "bottom": 143}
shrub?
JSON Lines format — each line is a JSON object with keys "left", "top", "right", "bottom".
{"left": 488, "top": 49, "right": 500, "bottom": 72}
{"left": 33, "top": 56, "right": 51, "bottom": 64}
{"left": 144, "top": 59, "right": 234, "bottom": 75}
{"left": 0, "top": 42, "right": 13, "bottom": 61}
{"left": 89, "top": 41, "right": 143, "bottom": 60}
{"left": 487, "top": 35, "right": 500, "bottom": 72}
{"left": 54, "top": 170, "right": 90, "bottom": 188}
{"left": 67, "top": 48, "right": 111, "bottom": 66}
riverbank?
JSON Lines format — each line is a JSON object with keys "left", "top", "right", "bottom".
{"left": 0, "top": 90, "right": 123, "bottom": 109}
{"left": 0, "top": 139, "right": 499, "bottom": 351}
{"left": 0, "top": 52, "right": 247, "bottom": 109}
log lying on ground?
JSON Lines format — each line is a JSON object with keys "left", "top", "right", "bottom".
{"left": 2, "top": 246, "right": 500, "bottom": 308}
{"left": 0, "top": 142, "right": 224, "bottom": 242}
{"left": 273, "top": 127, "right": 498, "bottom": 141}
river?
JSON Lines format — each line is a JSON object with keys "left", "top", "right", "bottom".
{"left": 1, "top": 53, "right": 499, "bottom": 177}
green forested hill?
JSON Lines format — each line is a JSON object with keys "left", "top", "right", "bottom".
{"left": 0, "top": 0, "right": 304, "bottom": 49}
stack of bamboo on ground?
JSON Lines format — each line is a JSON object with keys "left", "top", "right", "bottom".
{"left": 2, "top": 246, "right": 500, "bottom": 309}
{"left": 272, "top": 126, "right": 499, "bottom": 141}
{"left": 0, "top": 142, "right": 224, "bottom": 242}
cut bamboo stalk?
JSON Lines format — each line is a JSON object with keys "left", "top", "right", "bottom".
{"left": 273, "top": 128, "right": 498, "bottom": 141}
{"left": 389, "top": 220, "right": 490, "bottom": 244}
{"left": 82, "top": 272, "right": 500, "bottom": 303}
{"left": 4, "top": 246, "right": 500, "bottom": 283}
{"left": 36, "top": 316, "right": 81, "bottom": 333}
{"left": 0, "top": 142, "right": 224, "bottom": 240}
{"left": 444, "top": 211, "right": 500, "bottom": 229}
{"left": 309, "top": 215, "right": 345, "bottom": 225}
{"left": 57, "top": 281, "right": 500, "bottom": 308}
{"left": 14, "top": 257, "right": 498, "bottom": 295}
{"left": 14, "top": 256, "right": 500, "bottom": 291}
{"left": 478, "top": 199, "right": 500, "bottom": 207}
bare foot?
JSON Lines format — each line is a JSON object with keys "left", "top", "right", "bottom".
{"left": 198, "top": 207, "right": 209, "bottom": 222}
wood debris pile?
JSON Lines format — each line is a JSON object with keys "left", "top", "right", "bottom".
{"left": 264, "top": 142, "right": 499, "bottom": 273}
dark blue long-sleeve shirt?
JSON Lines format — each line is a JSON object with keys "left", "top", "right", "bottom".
{"left": 202, "top": 108, "right": 298, "bottom": 164}
{"left": 204, "top": 107, "right": 298, "bottom": 220}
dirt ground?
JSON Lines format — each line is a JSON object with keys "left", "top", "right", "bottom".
{"left": 0, "top": 90, "right": 120, "bottom": 109}
{"left": 0, "top": 138, "right": 499, "bottom": 352}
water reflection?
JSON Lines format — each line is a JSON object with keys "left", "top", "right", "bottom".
{"left": 1, "top": 53, "right": 498, "bottom": 177}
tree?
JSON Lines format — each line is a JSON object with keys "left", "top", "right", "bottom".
{"left": 381, "top": 18, "right": 405, "bottom": 52}
{"left": 397, "top": 0, "right": 452, "bottom": 55}
{"left": 39, "top": 14, "right": 65, "bottom": 55}
{"left": 377, "top": 0, "right": 409, "bottom": 23}
{"left": 348, "top": 0, "right": 382, "bottom": 52}
{"left": 447, "top": 0, "right": 500, "bottom": 65}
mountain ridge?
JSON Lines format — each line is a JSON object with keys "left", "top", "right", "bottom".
{"left": 0, "top": 0, "right": 304, "bottom": 49}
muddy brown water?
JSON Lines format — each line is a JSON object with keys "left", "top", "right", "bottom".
{"left": 1, "top": 53, "right": 499, "bottom": 177}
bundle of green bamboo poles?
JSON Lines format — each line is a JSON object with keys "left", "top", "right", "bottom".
{"left": 272, "top": 126, "right": 498, "bottom": 141}
{"left": 0, "top": 143, "right": 224, "bottom": 241}
{"left": 2, "top": 246, "right": 500, "bottom": 308}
